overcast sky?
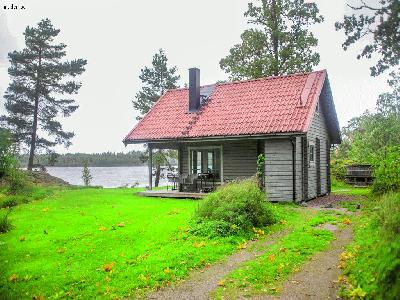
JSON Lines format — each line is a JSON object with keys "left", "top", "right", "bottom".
{"left": 0, "top": 0, "right": 390, "bottom": 154}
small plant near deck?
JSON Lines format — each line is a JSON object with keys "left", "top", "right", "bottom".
{"left": 256, "top": 154, "right": 265, "bottom": 189}
{"left": 191, "top": 178, "right": 276, "bottom": 237}
{"left": 81, "top": 161, "right": 93, "bottom": 186}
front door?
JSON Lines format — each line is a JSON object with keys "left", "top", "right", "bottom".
{"left": 316, "top": 138, "right": 321, "bottom": 196}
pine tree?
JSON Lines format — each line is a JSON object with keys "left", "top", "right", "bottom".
{"left": 81, "top": 161, "right": 92, "bottom": 186}
{"left": 1, "top": 19, "right": 87, "bottom": 170}
{"left": 133, "top": 49, "right": 180, "bottom": 120}
{"left": 132, "top": 49, "right": 180, "bottom": 187}
{"left": 220, "top": 0, "right": 323, "bottom": 80}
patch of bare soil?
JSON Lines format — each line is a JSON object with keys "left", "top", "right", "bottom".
{"left": 147, "top": 229, "right": 291, "bottom": 300}
{"left": 305, "top": 194, "right": 364, "bottom": 209}
{"left": 252, "top": 226, "right": 353, "bottom": 300}
{"left": 28, "top": 171, "right": 70, "bottom": 186}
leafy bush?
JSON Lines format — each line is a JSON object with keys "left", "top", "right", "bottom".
{"left": 0, "top": 209, "right": 13, "bottom": 233}
{"left": 191, "top": 178, "right": 276, "bottom": 237}
{"left": 6, "top": 168, "right": 32, "bottom": 195}
{"left": 0, "top": 198, "right": 17, "bottom": 208}
{"left": 372, "top": 146, "right": 400, "bottom": 194}
{"left": 330, "top": 158, "right": 354, "bottom": 181}
{"left": 0, "top": 129, "right": 16, "bottom": 179}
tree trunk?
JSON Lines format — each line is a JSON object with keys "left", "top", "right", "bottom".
{"left": 154, "top": 164, "right": 161, "bottom": 187}
{"left": 154, "top": 150, "right": 162, "bottom": 187}
{"left": 28, "top": 51, "right": 42, "bottom": 171}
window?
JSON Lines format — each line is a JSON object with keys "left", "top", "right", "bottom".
{"left": 189, "top": 147, "right": 222, "bottom": 180}
{"left": 309, "top": 143, "right": 315, "bottom": 166}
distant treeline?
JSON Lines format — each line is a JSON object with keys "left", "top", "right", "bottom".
{"left": 18, "top": 151, "right": 146, "bottom": 167}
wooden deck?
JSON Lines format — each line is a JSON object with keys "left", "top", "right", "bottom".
{"left": 138, "top": 190, "right": 206, "bottom": 199}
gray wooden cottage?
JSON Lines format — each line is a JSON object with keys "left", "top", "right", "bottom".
{"left": 123, "top": 69, "right": 341, "bottom": 202}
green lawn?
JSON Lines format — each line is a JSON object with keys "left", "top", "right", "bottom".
{"left": 331, "top": 180, "right": 370, "bottom": 197}
{"left": 0, "top": 188, "right": 238, "bottom": 298}
{"left": 0, "top": 188, "right": 295, "bottom": 299}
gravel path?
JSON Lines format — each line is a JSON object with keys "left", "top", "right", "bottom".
{"left": 147, "top": 229, "right": 291, "bottom": 300}
{"left": 250, "top": 225, "right": 353, "bottom": 300}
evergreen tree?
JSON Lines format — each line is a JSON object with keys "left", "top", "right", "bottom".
{"left": 132, "top": 49, "right": 180, "bottom": 187}
{"left": 133, "top": 49, "right": 180, "bottom": 120}
{"left": 1, "top": 19, "right": 87, "bottom": 170}
{"left": 220, "top": 0, "right": 323, "bottom": 80}
{"left": 335, "top": 0, "right": 399, "bottom": 76}
{"left": 81, "top": 160, "right": 92, "bottom": 186}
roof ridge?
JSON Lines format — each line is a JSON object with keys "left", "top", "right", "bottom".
{"left": 165, "top": 70, "right": 326, "bottom": 93}
{"left": 216, "top": 69, "right": 326, "bottom": 87}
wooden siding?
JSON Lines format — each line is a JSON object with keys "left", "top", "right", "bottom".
{"left": 264, "top": 138, "right": 294, "bottom": 202}
{"left": 306, "top": 100, "right": 330, "bottom": 199}
{"left": 223, "top": 141, "right": 257, "bottom": 180}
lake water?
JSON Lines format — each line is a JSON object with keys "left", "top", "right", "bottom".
{"left": 46, "top": 166, "right": 169, "bottom": 188}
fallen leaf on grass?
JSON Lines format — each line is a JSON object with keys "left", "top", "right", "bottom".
{"left": 335, "top": 275, "right": 347, "bottom": 283}
{"left": 268, "top": 254, "right": 275, "bottom": 262}
{"left": 343, "top": 218, "right": 351, "bottom": 225}
{"left": 252, "top": 227, "right": 265, "bottom": 235}
{"left": 57, "top": 247, "right": 66, "bottom": 254}
{"left": 42, "top": 207, "right": 49, "bottom": 212}
{"left": 99, "top": 226, "right": 107, "bottom": 232}
{"left": 277, "top": 263, "right": 285, "bottom": 273}
{"left": 193, "top": 241, "right": 206, "bottom": 248}
{"left": 103, "top": 262, "right": 115, "bottom": 272}
{"left": 279, "top": 219, "right": 287, "bottom": 225}
{"left": 19, "top": 236, "right": 25, "bottom": 242}
{"left": 105, "top": 286, "right": 110, "bottom": 295}
{"left": 279, "top": 247, "right": 286, "bottom": 252}
{"left": 349, "top": 286, "right": 366, "bottom": 298}
{"left": 9, "top": 274, "right": 17, "bottom": 282}
{"left": 117, "top": 222, "right": 125, "bottom": 227}
{"left": 164, "top": 267, "right": 171, "bottom": 274}
{"left": 217, "top": 279, "right": 225, "bottom": 286}
{"left": 237, "top": 242, "right": 248, "bottom": 250}
{"left": 32, "top": 295, "right": 45, "bottom": 300}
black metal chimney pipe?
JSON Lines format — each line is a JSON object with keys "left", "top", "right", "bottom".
{"left": 189, "top": 68, "right": 200, "bottom": 112}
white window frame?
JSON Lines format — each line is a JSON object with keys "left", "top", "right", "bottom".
{"left": 315, "top": 101, "right": 320, "bottom": 115}
{"left": 308, "top": 142, "right": 315, "bottom": 167}
{"left": 187, "top": 146, "right": 223, "bottom": 183}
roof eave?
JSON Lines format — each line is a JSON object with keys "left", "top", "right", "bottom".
{"left": 123, "top": 131, "right": 307, "bottom": 145}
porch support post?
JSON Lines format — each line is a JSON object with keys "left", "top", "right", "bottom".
{"left": 148, "top": 145, "right": 153, "bottom": 190}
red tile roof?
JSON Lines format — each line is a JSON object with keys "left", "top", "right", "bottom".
{"left": 124, "top": 70, "right": 333, "bottom": 143}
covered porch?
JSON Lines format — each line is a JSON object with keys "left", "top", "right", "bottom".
{"left": 146, "top": 139, "right": 259, "bottom": 194}
{"left": 147, "top": 141, "right": 227, "bottom": 193}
